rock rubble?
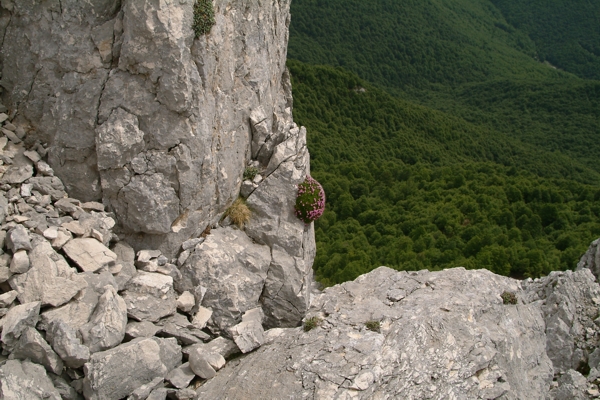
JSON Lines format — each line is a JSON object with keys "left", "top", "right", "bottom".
{"left": 0, "top": 92, "right": 314, "bottom": 397}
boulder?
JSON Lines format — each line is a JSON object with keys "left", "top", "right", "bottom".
{"left": 47, "top": 320, "right": 90, "bottom": 368}
{"left": 9, "top": 241, "right": 88, "bottom": 307}
{"left": 0, "top": 301, "right": 41, "bottom": 351}
{"left": 10, "top": 326, "right": 64, "bottom": 374}
{"left": 6, "top": 224, "right": 32, "bottom": 252}
{"left": 121, "top": 271, "right": 177, "bottom": 322}
{"left": 0, "top": 359, "right": 61, "bottom": 400}
{"left": 82, "top": 337, "right": 181, "bottom": 400}
{"left": 178, "top": 227, "right": 271, "bottom": 333}
{"left": 9, "top": 249, "right": 30, "bottom": 273}
{"left": 79, "top": 285, "right": 128, "bottom": 353}
{"left": 177, "top": 227, "right": 271, "bottom": 331}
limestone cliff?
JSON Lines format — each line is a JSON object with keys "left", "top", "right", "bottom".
{"left": 0, "top": 0, "right": 299, "bottom": 258}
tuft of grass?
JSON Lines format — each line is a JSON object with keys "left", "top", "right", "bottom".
{"left": 365, "top": 320, "right": 380, "bottom": 332}
{"left": 243, "top": 167, "right": 259, "bottom": 181}
{"left": 501, "top": 291, "right": 518, "bottom": 305}
{"left": 303, "top": 316, "right": 322, "bottom": 332}
{"left": 193, "top": 0, "right": 215, "bottom": 37}
{"left": 224, "top": 198, "right": 251, "bottom": 228}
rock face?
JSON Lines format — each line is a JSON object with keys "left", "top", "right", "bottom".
{"left": 196, "top": 266, "right": 600, "bottom": 399}
{"left": 1, "top": 0, "right": 295, "bottom": 257}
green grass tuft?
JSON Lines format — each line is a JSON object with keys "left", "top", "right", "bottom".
{"left": 193, "top": 0, "right": 215, "bottom": 37}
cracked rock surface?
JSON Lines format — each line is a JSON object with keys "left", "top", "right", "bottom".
{"left": 1, "top": 0, "right": 296, "bottom": 257}
{"left": 196, "top": 266, "right": 600, "bottom": 399}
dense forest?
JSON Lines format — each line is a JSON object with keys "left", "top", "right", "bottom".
{"left": 286, "top": 0, "right": 600, "bottom": 285}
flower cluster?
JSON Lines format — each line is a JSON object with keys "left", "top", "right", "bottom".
{"left": 295, "top": 176, "right": 326, "bottom": 224}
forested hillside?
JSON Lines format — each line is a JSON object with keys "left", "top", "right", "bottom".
{"left": 288, "top": 0, "right": 600, "bottom": 169}
{"left": 287, "top": 0, "right": 600, "bottom": 285}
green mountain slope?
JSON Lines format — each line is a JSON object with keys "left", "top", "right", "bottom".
{"left": 289, "top": 61, "right": 600, "bottom": 285}
{"left": 288, "top": 0, "right": 600, "bottom": 171}
{"left": 491, "top": 0, "right": 600, "bottom": 80}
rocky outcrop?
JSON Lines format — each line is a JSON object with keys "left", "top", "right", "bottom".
{"left": 578, "top": 238, "right": 600, "bottom": 281}
{"left": 196, "top": 266, "right": 600, "bottom": 399}
{"left": 0, "top": 0, "right": 295, "bottom": 258}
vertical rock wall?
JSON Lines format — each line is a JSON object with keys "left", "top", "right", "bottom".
{"left": 0, "top": 0, "right": 297, "bottom": 257}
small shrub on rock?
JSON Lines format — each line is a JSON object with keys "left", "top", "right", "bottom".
{"left": 243, "top": 166, "right": 259, "bottom": 181}
{"left": 365, "top": 320, "right": 381, "bottom": 332}
{"left": 224, "top": 198, "right": 251, "bottom": 228}
{"left": 501, "top": 291, "right": 518, "bottom": 305}
{"left": 193, "top": 0, "right": 215, "bottom": 37}
{"left": 303, "top": 316, "right": 322, "bottom": 332}
{"left": 295, "top": 176, "right": 326, "bottom": 224}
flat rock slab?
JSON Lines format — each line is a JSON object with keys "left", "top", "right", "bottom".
{"left": 62, "top": 238, "right": 117, "bottom": 272}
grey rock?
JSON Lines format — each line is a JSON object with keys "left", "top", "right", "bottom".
{"left": 79, "top": 285, "right": 128, "bottom": 353}
{"left": 244, "top": 146, "right": 316, "bottom": 328}
{"left": 261, "top": 245, "right": 313, "bottom": 328}
{"left": 126, "top": 320, "right": 161, "bottom": 339}
{"left": 6, "top": 224, "right": 32, "bottom": 252}
{"left": 138, "top": 249, "right": 162, "bottom": 263}
{"left": 0, "top": 359, "right": 61, "bottom": 400}
{"left": 117, "top": 173, "right": 180, "bottom": 235}
{"left": 188, "top": 347, "right": 216, "bottom": 380}
{"left": 181, "top": 238, "right": 203, "bottom": 251}
{"left": 28, "top": 177, "right": 67, "bottom": 201}
{"left": 96, "top": 107, "right": 145, "bottom": 171}
{"left": 9, "top": 249, "right": 30, "bottom": 273}
{"left": 578, "top": 238, "right": 600, "bottom": 281}
{"left": 175, "top": 388, "right": 197, "bottom": 400}
{"left": 179, "top": 227, "right": 271, "bottom": 333}
{"left": 191, "top": 306, "right": 213, "bottom": 330}
{"left": 0, "top": 301, "right": 41, "bottom": 351}
{"left": 62, "top": 238, "right": 117, "bottom": 273}
{"left": 229, "top": 307, "right": 265, "bottom": 354}
{"left": 47, "top": 320, "right": 90, "bottom": 368}
{"left": 147, "top": 388, "right": 168, "bottom": 400}
{"left": 196, "top": 267, "right": 553, "bottom": 399}
{"left": 198, "top": 336, "right": 240, "bottom": 359}
{"left": 112, "top": 241, "right": 137, "bottom": 290}
{"left": 166, "top": 362, "right": 195, "bottom": 389}
{"left": 548, "top": 369, "right": 589, "bottom": 400}
{"left": 127, "top": 377, "right": 164, "bottom": 400}
{"left": 10, "top": 326, "right": 64, "bottom": 375}
{"left": 523, "top": 269, "right": 600, "bottom": 374}
{"left": 122, "top": 271, "right": 177, "bottom": 322}
{"left": 1, "top": 162, "right": 33, "bottom": 184}
{"left": 0, "top": 290, "right": 18, "bottom": 307}
{"left": 156, "top": 313, "right": 211, "bottom": 344}
{"left": 176, "top": 291, "right": 195, "bottom": 313}
{"left": 47, "top": 373, "right": 80, "bottom": 400}
{"left": 9, "top": 240, "right": 88, "bottom": 307}
{"left": 83, "top": 337, "right": 181, "bottom": 400}
{"left": 3, "top": 0, "right": 297, "bottom": 258}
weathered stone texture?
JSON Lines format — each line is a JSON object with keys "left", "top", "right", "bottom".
{"left": 1, "top": 0, "right": 296, "bottom": 257}
{"left": 196, "top": 267, "right": 555, "bottom": 399}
